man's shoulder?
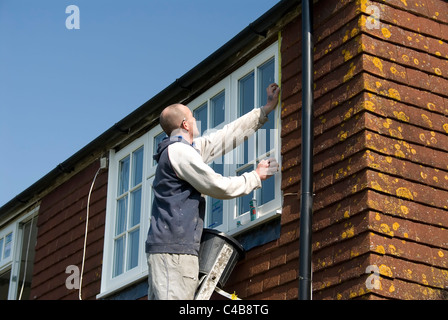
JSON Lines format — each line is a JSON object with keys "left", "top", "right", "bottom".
{"left": 168, "top": 141, "right": 201, "bottom": 160}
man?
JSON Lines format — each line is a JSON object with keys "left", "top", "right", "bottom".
{"left": 146, "top": 83, "right": 281, "bottom": 300}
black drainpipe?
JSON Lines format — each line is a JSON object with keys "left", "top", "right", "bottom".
{"left": 298, "top": 0, "right": 314, "bottom": 300}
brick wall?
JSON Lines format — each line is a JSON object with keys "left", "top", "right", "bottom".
{"left": 225, "top": 0, "right": 448, "bottom": 300}
{"left": 30, "top": 161, "right": 107, "bottom": 300}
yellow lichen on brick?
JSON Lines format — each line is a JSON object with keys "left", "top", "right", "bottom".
{"left": 388, "top": 88, "right": 401, "bottom": 100}
{"left": 396, "top": 187, "right": 414, "bottom": 200}
{"left": 393, "top": 111, "right": 409, "bottom": 122}
{"left": 376, "top": 245, "right": 386, "bottom": 254}
{"left": 381, "top": 27, "right": 392, "bottom": 38}
{"left": 380, "top": 223, "right": 394, "bottom": 236}
{"left": 400, "top": 205, "right": 409, "bottom": 214}
{"left": 379, "top": 264, "right": 393, "bottom": 277}
{"left": 443, "top": 123, "right": 448, "bottom": 133}
{"left": 372, "top": 57, "right": 384, "bottom": 73}
{"left": 421, "top": 114, "right": 433, "bottom": 127}
{"left": 344, "top": 63, "right": 356, "bottom": 82}
{"left": 342, "top": 49, "right": 353, "bottom": 62}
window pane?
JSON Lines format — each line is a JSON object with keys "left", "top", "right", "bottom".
{"left": 208, "top": 159, "right": 224, "bottom": 228}
{"left": 127, "top": 229, "right": 139, "bottom": 271}
{"left": 116, "top": 196, "right": 128, "bottom": 236}
{"left": 211, "top": 91, "right": 225, "bottom": 128}
{"left": 258, "top": 58, "right": 275, "bottom": 107}
{"left": 153, "top": 132, "right": 166, "bottom": 166}
{"left": 193, "top": 103, "right": 208, "bottom": 136}
{"left": 0, "top": 270, "right": 11, "bottom": 300}
{"left": 236, "top": 165, "right": 254, "bottom": 215}
{"left": 131, "top": 147, "right": 144, "bottom": 187}
{"left": 258, "top": 174, "right": 275, "bottom": 205}
{"left": 113, "top": 236, "right": 125, "bottom": 277}
{"left": 239, "top": 72, "right": 254, "bottom": 115}
{"left": 130, "top": 188, "right": 141, "bottom": 227}
{"left": 118, "top": 156, "right": 130, "bottom": 195}
{"left": 0, "top": 238, "right": 3, "bottom": 261}
{"left": 4, "top": 233, "right": 12, "bottom": 259}
{"left": 258, "top": 58, "right": 275, "bottom": 156}
{"left": 238, "top": 73, "right": 255, "bottom": 167}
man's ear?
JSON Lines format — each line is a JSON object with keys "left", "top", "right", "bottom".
{"left": 182, "top": 119, "right": 190, "bottom": 132}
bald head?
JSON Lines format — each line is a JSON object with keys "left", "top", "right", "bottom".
{"left": 159, "top": 104, "right": 191, "bottom": 136}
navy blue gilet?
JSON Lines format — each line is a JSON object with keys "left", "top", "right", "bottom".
{"left": 145, "top": 136, "right": 205, "bottom": 256}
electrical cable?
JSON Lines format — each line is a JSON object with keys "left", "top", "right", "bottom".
{"left": 79, "top": 166, "right": 102, "bottom": 300}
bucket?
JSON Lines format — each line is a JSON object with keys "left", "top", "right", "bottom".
{"left": 198, "top": 228, "right": 245, "bottom": 287}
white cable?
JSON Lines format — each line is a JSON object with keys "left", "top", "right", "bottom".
{"left": 79, "top": 167, "right": 102, "bottom": 300}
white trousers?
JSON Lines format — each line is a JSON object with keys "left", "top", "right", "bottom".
{"left": 146, "top": 253, "right": 199, "bottom": 300}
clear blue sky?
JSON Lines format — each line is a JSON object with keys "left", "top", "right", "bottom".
{"left": 0, "top": 0, "right": 281, "bottom": 207}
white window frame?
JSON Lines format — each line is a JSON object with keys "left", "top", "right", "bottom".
{"left": 0, "top": 206, "right": 39, "bottom": 300}
{"left": 99, "top": 41, "right": 281, "bottom": 297}
{"left": 101, "top": 135, "right": 148, "bottom": 296}
{"left": 0, "top": 225, "right": 15, "bottom": 272}
{"left": 188, "top": 42, "right": 282, "bottom": 236}
{"left": 99, "top": 125, "right": 165, "bottom": 298}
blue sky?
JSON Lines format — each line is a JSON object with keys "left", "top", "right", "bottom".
{"left": 0, "top": 0, "right": 281, "bottom": 207}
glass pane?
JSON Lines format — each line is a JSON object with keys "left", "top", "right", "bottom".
{"left": 208, "top": 159, "right": 223, "bottom": 228}
{"left": 258, "top": 58, "right": 275, "bottom": 156}
{"left": 193, "top": 103, "right": 208, "bottom": 136}
{"left": 113, "top": 236, "right": 125, "bottom": 277}
{"left": 238, "top": 73, "right": 255, "bottom": 167}
{"left": 239, "top": 72, "right": 254, "bottom": 115}
{"left": 116, "top": 196, "right": 128, "bottom": 236}
{"left": 127, "top": 229, "right": 140, "bottom": 271}
{"left": 118, "top": 156, "right": 130, "bottom": 195}
{"left": 236, "top": 165, "right": 254, "bottom": 216}
{"left": 258, "top": 58, "right": 275, "bottom": 107}
{"left": 153, "top": 132, "right": 166, "bottom": 166}
{"left": 130, "top": 188, "right": 141, "bottom": 227}
{"left": 0, "top": 238, "right": 3, "bottom": 261}
{"left": 258, "top": 174, "right": 275, "bottom": 205}
{"left": 4, "top": 233, "right": 12, "bottom": 259}
{"left": 0, "top": 270, "right": 11, "bottom": 300}
{"left": 131, "top": 147, "right": 144, "bottom": 187}
{"left": 211, "top": 91, "right": 225, "bottom": 128}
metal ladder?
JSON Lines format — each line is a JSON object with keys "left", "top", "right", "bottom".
{"left": 194, "top": 243, "right": 240, "bottom": 300}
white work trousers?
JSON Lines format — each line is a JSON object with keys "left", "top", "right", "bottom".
{"left": 146, "top": 253, "right": 199, "bottom": 300}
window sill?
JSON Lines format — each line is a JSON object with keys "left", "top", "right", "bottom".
{"left": 97, "top": 271, "right": 148, "bottom": 300}
{"left": 227, "top": 209, "right": 281, "bottom": 237}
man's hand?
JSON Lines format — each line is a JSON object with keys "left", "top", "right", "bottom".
{"left": 255, "top": 158, "right": 279, "bottom": 181}
{"left": 262, "top": 83, "right": 281, "bottom": 115}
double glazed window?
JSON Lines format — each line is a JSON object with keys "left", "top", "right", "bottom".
{"left": 189, "top": 42, "right": 281, "bottom": 232}
{"left": 100, "top": 41, "right": 280, "bottom": 297}
{"left": 0, "top": 209, "right": 38, "bottom": 300}
{"left": 113, "top": 147, "right": 143, "bottom": 277}
{"left": 236, "top": 57, "right": 277, "bottom": 220}
{"left": 193, "top": 90, "right": 227, "bottom": 228}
